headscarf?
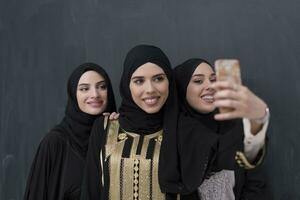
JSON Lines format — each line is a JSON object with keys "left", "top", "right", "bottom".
{"left": 174, "top": 58, "right": 237, "bottom": 193}
{"left": 118, "top": 44, "right": 182, "bottom": 192}
{"left": 54, "top": 62, "right": 116, "bottom": 158}
{"left": 174, "top": 58, "right": 219, "bottom": 132}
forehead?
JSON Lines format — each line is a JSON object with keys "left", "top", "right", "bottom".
{"left": 131, "top": 62, "right": 165, "bottom": 77}
{"left": 192, "top": 63, "right": 214, "bottom": 75}
{"left": 78, "top": 70, "right": 105, "bottom": 83}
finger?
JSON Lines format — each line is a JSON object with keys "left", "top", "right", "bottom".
{"left": 214, "top": 111, "right": 242, "bottom": 121}
{"left": 214, "top": 89, "right": 240, "bottom": 101}
{"left": 109, "top": 112, "right": 117, "bottom": 120}
{"left": 211, "top": 81, "right": 239, "bottom": 91}
{"left": 214, "top": 99, "right": 242, "bottom": 109}
{"left": 113, "top": 113, "right": 120, "bottom": 120}
{"left": 103, "top": 112, "right": 110, "bottom": 116}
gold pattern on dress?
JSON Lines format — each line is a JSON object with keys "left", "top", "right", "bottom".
{"left": 105, "top": 120, "right": 120, "bottom": 160}
{"left": 118, "top": 133, "right": 127, "bottom": 141}
{"left": 155, "top": 135, "right": 163, "bottom": 144}
{"left": 121, "top": 158, "right": 134, "bottom": 200}
{"left": 126, "top": 132, "right": 140, "bottom": 158}
{"left": 108, "top": 141, "right": 125, "bottom": 200}
{"left": 235, "top": 145, "right": 266, "bottom": 170}
{"left": 152, "top": 133, "right": 165, "bottom": 200}
{"left": 133, "top": 159, "right": 140, "bottom": 200}
{"left": 105, "top": 119, "right": 166, "bottom": 200}
{"left": 139, "top": 158, "right": 151, "bottom": 200}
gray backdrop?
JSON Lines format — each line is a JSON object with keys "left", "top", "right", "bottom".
{"left": 1, "top": 0, "right": 299, "bottom": 199}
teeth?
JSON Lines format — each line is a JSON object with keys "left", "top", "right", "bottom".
{"left": 202, "top": 95, "right": 214, "bottom": 102}
{"left": 144, "top": 97, "right": 158, "bottom": 105}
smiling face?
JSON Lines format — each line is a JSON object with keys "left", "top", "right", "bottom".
{"left": 129, "top": 62, "right": 169, "bottom": 114}
{"left": 76, "top": 70, "right": 108, "bottom": 115}
{"left": 186, "top": 62, "right": 216, "bottom": 113}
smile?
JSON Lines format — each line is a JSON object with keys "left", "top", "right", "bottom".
{"left": 87, "top": 100, "right": 103, "bottom": 108}
{"left": 143, "top": 96, "right": 160, "bottom": 106}
{"left": 201, "top": 94, "right": 214, "bottom": 103}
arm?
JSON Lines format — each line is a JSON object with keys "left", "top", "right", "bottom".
{"left": 81, "top": 117, "right": 106, "bottom": 200}
{"left": 23, "top": 132, "right": 65, "bottom": 200}
{"left": 212, "top": 81, "right": 269, "bottom": 164}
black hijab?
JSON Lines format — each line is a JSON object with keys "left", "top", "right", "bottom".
{"left": 54, "top": 62, "right": 116, "bottom": 158}
{"left": 118, "top": 44, "right": 182, "bottom": 193}
{"left": 174, "top": 58, "right": 238, "bottom": 193}
{"left": 119, "top": 44, "right": 176, "bottom": 134}
{"left": 174, "top": 58, "right": 220, "bottom": 132}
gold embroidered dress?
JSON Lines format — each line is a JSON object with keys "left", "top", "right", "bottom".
{"left": 101, "top": 119, "right": 166, "bottom": 200}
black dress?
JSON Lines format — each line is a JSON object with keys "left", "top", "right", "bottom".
{"left": 81, "top": 45, "right": 184, "bottom": 200}
{"left": 173, "top": 58, "right": 266, "bottom": 200}
{"left": 24, "top": 63, "right": 116, "bottom": 200}
{"left": 24, "top": 129, "right": 86, "bottom": 200}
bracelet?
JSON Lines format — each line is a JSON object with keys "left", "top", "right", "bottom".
{"left": 253, "top": 107, "right": 270, "bottom": 124}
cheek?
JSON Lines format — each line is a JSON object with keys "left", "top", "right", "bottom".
{"left": 76, "top": 92, "right": 88, "bottom": 111}
{"left": 76, "top": 92, "right": 84, "bottom": 105}
{"left": 187, "top": 83, "right": 200, "bottom": 97}
{"left": 129, "top": 84, "right": 142, "bottom": 103}
{"left": 159, "top": 81, "right": 169, "bottom": 98}
{"left": 101, "top": 90, "right": 108, "bottom": 101}
{"left": 186, "top": 84, "right": 202, "bottom": 107}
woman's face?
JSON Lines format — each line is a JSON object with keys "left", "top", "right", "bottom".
{"left": 129, "top": 62, "right": 169, "bottom": 114}
{"left": 76, "top": 70, "right": 108, "bottom": 115}
{"left": 186, "top": 63, "right": 216, "bottom": 113}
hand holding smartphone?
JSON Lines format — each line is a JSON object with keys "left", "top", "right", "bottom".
{"left": 215, "top": 59, "right": 242, "bottom": 113}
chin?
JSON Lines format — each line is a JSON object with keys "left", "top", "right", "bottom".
{"left": 194, "top": 104, "right": 215, "bottom": 114}
{"left": 142, "top": 106, "right": 162, "bottom": 114}
{"left": 86, "top": 108, "right": 104, "bottom": 115}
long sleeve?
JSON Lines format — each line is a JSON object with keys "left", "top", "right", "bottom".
{"left": 243, "top": 118, "right": 269, "bottom": 162}
{"left": 81, "top": 117, "right": 105, "bottom": 200}
{"left": 240, "top": 165, "right": 267, "bottom": 200}
{"left": 23, "top": 132, "right": 66, "bottom": 200}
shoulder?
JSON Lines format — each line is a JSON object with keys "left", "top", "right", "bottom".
{"left": 36, "top": 130, "right": 68, "bottom": 155}
{"left": 41, "top": 130, "right": 67, "bottom": 146}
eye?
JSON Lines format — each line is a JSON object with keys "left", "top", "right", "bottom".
{"left": 210, "top": 78, "right": 216, "bottom": 83}
{"left": 193, "top": 79, "right": 204, "bottom": 84}
{"left": 97, "top": 83, "right": 107, "bottom": 90}
{"left": 153, "top": 75, "right": 165, "bottom": 82}
{"left": 133, "top": 78, "right": 144, "bottom": 85}
{"left": 78, "top": 87, "right": 89, "bottom": 92}
{"left": 210, "top": 75, "right": 217, "bottom": 83}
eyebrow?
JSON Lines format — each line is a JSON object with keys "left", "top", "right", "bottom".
{"left": 78, "top": 80, "right": 105, "bottom": 87}
{"left": 131, "top": 73, "right": 166, "bottom": 80}
{"left": 192, "top": 73, "right": 216, "bottom": 77}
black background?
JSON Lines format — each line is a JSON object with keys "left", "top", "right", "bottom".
{"left": 1, "top": 0, "right": 299, "bottom": 199}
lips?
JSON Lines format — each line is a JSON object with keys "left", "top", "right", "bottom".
{"left": 87, "top": 100, "right": 104, "bottom": 108}
{"left": 201, "top": 94, "right": 214, "bottom": 103}
{"left": 143, "top": 96, "right": 160, "bottom": 106}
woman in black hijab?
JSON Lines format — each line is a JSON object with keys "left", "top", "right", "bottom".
{"left": 81, "top": 45, "right": 182, "bottom": 200}
{"left": 24, "top": 63, "right": 116, "bottom": 200}
{"left": 174, "top": 58, "right": 269, "bottom": 199}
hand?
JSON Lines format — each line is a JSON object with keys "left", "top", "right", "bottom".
{"left": 102, "top": 112, "right": 120, "bottom": 120}
{"left": 211, "top": 81, "right": 267, "bottom": 121}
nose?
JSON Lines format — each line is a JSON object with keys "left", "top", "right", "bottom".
{"left": 90, "top": 87, "right": 100, "bottom": 98}
{"left": 204, "top": 79, "right": 214, "bottom": 92}
{"left": 145, "top": 80, "right": 155, "bottom": 93}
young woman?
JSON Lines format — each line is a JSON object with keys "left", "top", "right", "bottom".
{"left": 174, "top": 58, "right": 269, "bottom": 199}
{"left": 24, "top": 63, "right": 116, "bottom": 200}
{"left": 81, "top": 45, "right": 182, "bottom": 200}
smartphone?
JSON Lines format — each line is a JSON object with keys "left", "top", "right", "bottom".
{"left": 215, "top": 59, "right": 242, "bottom": 113}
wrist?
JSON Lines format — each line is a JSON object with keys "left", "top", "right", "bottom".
{"left": 252, "top": 106, "right": 270, "bottom": 124}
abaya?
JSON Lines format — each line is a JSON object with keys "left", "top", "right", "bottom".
{"left": 81, "top": 45, "right": 182, "bottom": 200}
{"left": 174, "top": 58, "right": 266, "bottom": 200}
{"left": 24, "top": 63, "right": 116, "bottom": 200}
